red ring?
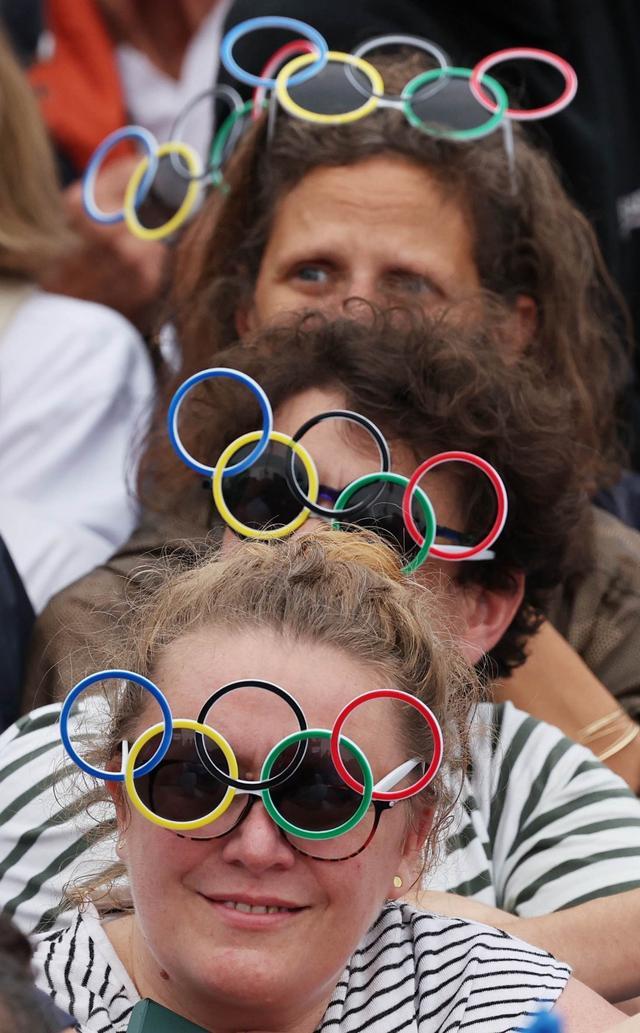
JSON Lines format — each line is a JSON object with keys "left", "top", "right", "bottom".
{"left": 330, "top": 689, "right": 443, "bottom": 802}
{"left": 402, "top": 451, "right": 508, "bottom": 561}
{"left": 252, "top": 39, "right": 316, "bottom": 120}
{"left": 470, "top": 48, "right": 578, "bottom": 122}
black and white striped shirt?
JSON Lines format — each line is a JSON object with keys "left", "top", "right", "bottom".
{"left": 32, "top": 903, "right": 571, "bottom": 1033}
{"left": 2, "top": 702, "right": 640, "bottom": 935}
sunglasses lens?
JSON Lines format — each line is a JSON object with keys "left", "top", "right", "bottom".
{"left": 338, "top": 481, "right": 425, "bottom": 563}
{"left": 134, "top": 729, "right": 245, "bottom": 838}
{"left": 269, "top": 737, "right": 377, "bottom": 861}
{"left": 220, "top": 440, "right": 309, "bottom": 534}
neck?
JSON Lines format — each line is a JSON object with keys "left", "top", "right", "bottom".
{"left": 97, "top": 0, "right": 216, "bottom": 78}
{"left": 105, "top": 914, "right": 332, "bottom": 1033}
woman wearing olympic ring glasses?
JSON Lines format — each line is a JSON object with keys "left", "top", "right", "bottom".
{"left": 33, "top": 530, "right": 620, "bottom": 1032}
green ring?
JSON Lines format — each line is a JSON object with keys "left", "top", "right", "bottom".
{"left": 261, "top": 729, "right": 373, "bottom": 840}
{"left": 331, "top": 472, "right": 436, "bottom": 574}
{"left": 402, "top": 66, "right": 508, "bottom": 141}
{"left": 209, "top": 99, "right": 266, "bottom": 180}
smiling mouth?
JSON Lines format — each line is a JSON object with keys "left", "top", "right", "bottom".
{"left": 220, "top": 901, "right": 299, "bottom": 915}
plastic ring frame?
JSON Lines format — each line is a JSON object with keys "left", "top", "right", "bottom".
{"left": 470, "top": 47, "right": 578, "bottom": 122}
{"left": 332, "top": 471, "right": 436, "bottom": 574}
{"left": 402, "top": 450, "right": 508, "bottom": 560}
{"left": 60, "top": 669, "right": 173, "bottom": 783}
{"left": 82, "top": 125, "right": 159, "bottom": 225}
{"left": 402, "top": 66, "right": 508, "bottom": 141}
{"left": 167, "top": 368, "right": 273, "bottom": 479}
{"left": 261, "top": 728, "right": 373, "bottom": 839}
{"left": 212, "top": 430, "right": 319, "bottom": 539}
{"left": 287, "top": 410, "right": 391, "bottom": 518}
{"left": 276, "top": 50, "right": 384, "bottom": 125}
{"left": 122, "top": 141, "right": 203, "bottom": 240}
{"left": 330, "top": 689, "right": 443, "bottom": 801}
{"left": 220, "top": 16, "right": 329, "bottom": 89}
{"left": 125, "top": 719, "right": 238, "bottom": 831}
{"left": 196, "top": 679, "right": 308, "bottom": 790}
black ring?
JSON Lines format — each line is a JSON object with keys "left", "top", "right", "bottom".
{"left": 196, "top": 679, "right": 308, "bottom": 790}
{"left": 168, "top": 84, "right": 244, "bottom": 182}
{"left": 287, "top": 410, "right": 391, "bottom": 518}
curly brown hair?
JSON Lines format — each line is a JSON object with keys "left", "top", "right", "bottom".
{"left": 141, "top": 308, "right": 591, "bottom": 680}
{"left": 163, "top": 53, "right": 630, "bottom": 493}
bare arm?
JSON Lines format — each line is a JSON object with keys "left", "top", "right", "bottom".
{"left": 406, "top": 889, "right": 640, "bottom": 1003}
{"left": 493, "top": 622, "right": 640, "bottom": 792}
{"left": 555, "top": 979, "right": 625, "bottom": 1032}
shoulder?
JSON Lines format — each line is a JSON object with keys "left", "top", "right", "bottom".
{"left": 471, "top": 699, "right": 639, "bottom": 810}
{"left": 0, "top": 290, "right": 152, "bottom": 392}
{"left": 32, "top": 907, "right": 138, "bottom": 1032}
{"left": 321, "top": 903, "right": 569, "bottom": 1033}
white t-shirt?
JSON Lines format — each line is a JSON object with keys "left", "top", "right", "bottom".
{"left": 116, "top": 1, "right": 232, "bottom": 159}
{"left": 0, "top": 289, "right": 154, "bottom": 612}
{"left": 32, "top": 902, "right": 571, "bottom": 1033}
{"left": 1, "top": 702, "right": 639, "bottom": 936}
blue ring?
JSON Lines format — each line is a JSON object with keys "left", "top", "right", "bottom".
{"left": 220, "top": 17, "right": 329, "bottom": 89}
{"left": 167, "top": 367, "right": 273, "bottom": 478}
{"left": 82, "top": 126, "right": 160, "bottom": 225}
{"left": 60, "top": 669, "right": 173, "bottom": 783}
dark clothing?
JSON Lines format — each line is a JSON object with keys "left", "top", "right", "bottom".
{"left": 0, "top": 537, "right": 34, "bottom": 733}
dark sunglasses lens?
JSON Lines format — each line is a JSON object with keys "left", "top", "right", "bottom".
{"left": 134, "top": 729, "right": 228, "bottom": 823}
{"left": 220, "top": 440, "right": 309, "bottom": 533}
{"left": 269, "top": 738, "right": 363, "bottom": 832}
{"left": 286, "top": 61, "right": 375, "bottom": 116}
{"left": 337, "top": 481, "right": 425, "bottom": 562}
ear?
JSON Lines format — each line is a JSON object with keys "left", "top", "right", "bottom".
{"left": 504, "top": 294, "right": 537, "bottom": 356}
{"left": 388, "top": 806, "right": 434, "bottom": 901}
{"left": 106, "top": 772, "right": 130, "bottom": 862}
{"left": 456, "top": 571, "right": 525, "bottom": 665}
{"left": 234, "top": 288, "right": 262, "bottom": 337}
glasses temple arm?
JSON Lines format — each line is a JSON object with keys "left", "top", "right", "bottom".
{"left": 373, "top": 756, "right": 423, "bottom": 793}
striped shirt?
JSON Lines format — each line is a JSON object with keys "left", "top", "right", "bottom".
{"left": 32, "top": 902, "right": 571, "bottom": 1033}
{"left": 1, "top": 702, "right": 640, "bottom": 935}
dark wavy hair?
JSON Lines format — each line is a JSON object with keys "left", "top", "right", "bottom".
{"left": 163, "top": 52, "right": 630, "bottom": 494}
{"left": 142, "top": 307, "right": 590, "bottom": 680}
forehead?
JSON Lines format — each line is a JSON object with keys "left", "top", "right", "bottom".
{"left": 266, "top": 156, "right": 476, "bottom": 265}
{"left": 150, "top": 625, "right": 392, "bottom": 732}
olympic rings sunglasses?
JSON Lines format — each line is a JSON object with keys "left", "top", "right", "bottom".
{"left": 61, "top": 674, "right": 443, "bottom": 864}
{"left": 128, "top": 727, "right": 423, "bottom": 862}
{"left": 216, "top": 437, "right": 483, "bottom": 564}
{"left": 167, "top": 369, "right": 506, "bottom": 569}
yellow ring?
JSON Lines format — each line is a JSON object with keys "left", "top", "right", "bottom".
{"left": 275, "top": 50, "right": 384, "bottom": 125}
{"left": 212, "top": 430, "right": 319, "bottom": 540}
{"left": 125, "top": 718, "right": 238, "bottom": 831}
{"left": 123, "top": 141, "right": 203, "bottom": 241}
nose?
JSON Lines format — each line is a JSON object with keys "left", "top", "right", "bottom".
{"left": 220, "top": 797, "right": 296, "bottom": 872}
{"left": 340, "top": 272, "right": 383, "bottom": 310}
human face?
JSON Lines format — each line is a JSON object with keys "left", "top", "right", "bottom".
{"left": 113, "top": 629, "right": 428, "bottom": 1032}
{"left": 244, "top": 156, "right": 481, "bottom": 330}
{"left": 221, "top": 385, "right": 467, "bottom": 602}
{"left": 218, "top": 384, "right": 518, "bottom": 663}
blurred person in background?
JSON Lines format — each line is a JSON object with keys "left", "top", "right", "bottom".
{"left": 0, "top": 30, "right": 154, "bottom": 626}
{"left": 1, "top": 0, "right": 230, "bottom": 331}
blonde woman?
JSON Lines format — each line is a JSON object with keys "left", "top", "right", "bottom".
{"left": 0, "top": 31, "right": 153, "bottom": 616}
{"left": 32, "top": 530, "right": 621, "bottom": 1032}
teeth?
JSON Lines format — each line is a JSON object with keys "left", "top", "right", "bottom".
{"left": 220, "top": 900, "right": 291, "bottom": 914}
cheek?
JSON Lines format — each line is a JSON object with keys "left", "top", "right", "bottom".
{"left": 121, "top": 816, "right": 195, "bottom": 903}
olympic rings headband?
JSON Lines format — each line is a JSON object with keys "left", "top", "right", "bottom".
{"left": 59, "top": 671, "right": 443, "bottom": 840}
{"left": 167, "top": 366, "right": 509, "bottom": 569}
{"left": 81, "top": 17, "right": 577, "bottom": 236}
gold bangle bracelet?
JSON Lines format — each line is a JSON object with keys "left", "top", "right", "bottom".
{"left": 578, "top": 709, "right": 630, "bottom": 745}
{"left": 597, "top": 724, "right": 640, "bottom": 762}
